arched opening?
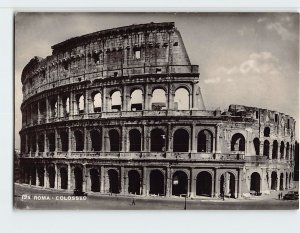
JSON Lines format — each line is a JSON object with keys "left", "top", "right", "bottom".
{"left": 110, "top": 90, "right": 121, "bottom": 111}
{"left": 39, "top": 100, "right": 47, "bottom": 121}
{"left": 90, "top": 169, "right": 100, "bottom": 192}
{"left": 74, "top": 130, "right": 84, "bottom": 151}
{"left": 220, "top": 172, "right": 236, "bottom": 198}
{"left": 196, "top": 171, "right": 212, "bottom": 196}
{"left": 76, "top": 94, "right": 84, "bottom": 114}
{"left": 149, "top": 170, "right": 165, "bottom": 196}
{"left": 150, "top": 128, "right": 166, "bottom": 152}
{"left": 231, "top": 133, "right": 245, "bottom": 151}
{"left": 253, "top": 138, "right": 260, "bottom": 155}
{"left": 48, "top": 166, "right": 55, "bottom": 188}
{"left": 60, "top": 131, "right": 68, "bottom": 152}
{"left": 197, "top": 130, "right": 213, "bottom": 152}
{"left": 264, "top": 127, "right": 270, "bottom": 137}
{"left": 92, "top": 92, "right": 102, "bottom": 113}
{"left": 128, "top": 170, "right": 141, "bottom": 195}
{"left": 280, "top": 141, "right": 284, "bottom": 159}
{"left": 174, "top": 88, "right": 190, "bottom": 110}
{"left": 172, "top": 171, "right": 188, "bottom": 196}
{"left": 50, "top": 99, "right": 57, "bottom": 118}
{"left": 272, "top": 140, "right": 278, "bottom": 159}
{"left": 37, "top": 167, "right": 44, "bottom": 186}
{"left": 263, "top": 140, "right": 270, "bottom": 157}
{"left": 30, "top": 165, "right": 36, "bottom": 185}
{"left": 173, "top": 129, "right": 189, "bottom": 152}
{"left": 90, "top": 130, "right": 101, "bottom": 151}
{"left": 74, "top": 167, "right": 83, "bottom": 191}
{"left": 250, "top": 172, "right": 261, "bottom": 194}
{"left": 108, "top": 169, "right": 119, "bottom": 194}
{"left": 130, "top": 89, "right": 143, "bottom": 111}
{"left": 109, "top": 129, "right": 120, "bottom": 151}
{"left": 151, "top": 88, "right": 167, "bottom": 110}
{"left": 271, "top": 171, "right": 277, "bottom": 190}
{"left": 280, "top": 173, "right": 284, "bottom": 190}
{"left": 129, "top": 129, "right": 141, "bottom": 152}
{"left": 62, "top": 96, "right": 70, "bottom": 117}
{"left": 60, "top": 167, "right": 68, "bottom": 189}
{"left": 31, "top": 135, "right": 36, "bottom": 153}
{"left": 286, "top": 142, "right": 290, "bottom": 159}
{"left": 38, "top": 134, "right": 44, "bottom": 152}
{"left": 48, "top": 133, "right": 56, "bottom": 152}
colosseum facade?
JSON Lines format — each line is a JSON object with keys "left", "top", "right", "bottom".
{"left": 19, "top": 22, "right": 296, "bottom": 199}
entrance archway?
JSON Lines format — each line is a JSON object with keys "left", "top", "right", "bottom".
{"left": 30, "top": 165, "right": 36, "bottom": 185}
{"left": 108, "top": 169, "right": 119, "bottom": 194}
{"left": 90, "top": 169, "right": 100, "bottom": 192}
{"left": 172, "top": 171, "right": 188, "bottom": 196}
{"left": 48, "top": 166, "right": 55, "bottom": 188}
{"left": 129, "top": 129, "right": 141, "bottom": 152}
{"left": 60, "top": 167, "right": 68, "bottom": 189}
{"left": 37, "top": 167, "right": 44, "bottom": 187}
{"left": 173, "top": 129, "right": 189, "bottom": 152}
{"left": 220, "top": 172, "right": 236, "bottom": 198}
{"left": 271, "top": 171, "right": 277, "bottom": 190}
{"left": 250, "top": 172, "right": 261, "bottom": 194}
{"left": 74, "top": 167, "right": 83, "bottom": 191}
{"left": 196, "top": 171, "right": 212, "bottom": 196}
{"left": 128, "top": 170, "right": 141, "bottom": 195}
{"left": 280, "top": 173, "right": 284, "bottom": 190}
{"left": 149, "top": 170, "right": 165, "bottom": 196}
{"left": 150, "top": 128, "right": 165, "bottom": 152}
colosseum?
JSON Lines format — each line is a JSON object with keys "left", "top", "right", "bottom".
{"left": 19, "top": 22, "right": 296, "bottom": 199}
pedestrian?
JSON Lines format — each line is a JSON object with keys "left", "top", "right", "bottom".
{"left": 222, "top": 192, "right": 225, "bottom": 201}
{"left": 280, "top": 192, "right": 283, "bottom": 199}
{"left": 278, "top": 193, "right": 281, "bottom": 200}
{"left": 131, "top": 198, "right": 135, "bottom": 206}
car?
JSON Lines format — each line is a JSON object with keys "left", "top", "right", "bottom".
{"left": 73, "top": 189, "right": 87, "bottom": 196}
{"left": 283, "top": 191, "right": 299, "bottom": 200}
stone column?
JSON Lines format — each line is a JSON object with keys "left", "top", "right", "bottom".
{"left": 37, "top": 101, "right": 41, "bottom": 124}
{"left": 167, "top": 123, "right": 172, "bottom": 152}
{"left": 54, "top": 129, "right": 58, "bottom": 156}
{"left": 86, "top": 167, "right": 91, "bottom": 192}
{"left": 190, "top": 168, "right": 196, "bottom": 197}
{"left": 191, "top": 123, "right": 197, "bottom": 153}
{"left": 55, "top": 163, "right": 59, "bottom": 189}
{"left": 70, "top": 91, "right": 74, "bottom": 117}
{"left": 84, "top": 89, "right": 89, "bottom": 115}
{"left": 276, "top": 171, "right": 280, "bottom": 191}
{"left": 102, "top": 86, "right": 107, "bottom": 112}
{"left": 44, "top": 165, "right": 48, "bottom": 188}
{"left": 68, "top": 127, "right": 72, "bottom": 155}
{"left": 120, "top": 167, "right": 125, "bottom": 195}
{"left": 82, "top": 165, "right": 87, "bottom": 192}
{"left": 67, "top": 164, "right": 72, "bottom": 190}
{"left": 44, "top": 130, "right": 48, "bottom": 154}
{"left": 122, "top": 126, "right": 127, "bottom": 152}
{"left": 122, "top": 85, "right": 127, "bottom": 111}
{"left": 168, "top": 84, "right": 174, "bottom": 110}
{"left": 83, "top": 127, "right": 87, "bottom": 152}
{"left": 100, "top": 166, "right": 105, "bottom": 193}
{"left": 142, "top": 167, "right": 147, "bottom": 196}
{"left": 214, "top": 168, "right": 220, "bottom": 197}
{"left": 57, "top": 95, "right": 61, "bottom": 118}
{"left": 45, "top": 97, "right": 49, "bottom": 123}
{"left": 144, "top": 84, "right": 150, "bottom": 110}
{"left": 166, "top": 167, "right": 172, "bottom": 197}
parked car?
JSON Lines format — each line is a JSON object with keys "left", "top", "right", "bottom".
{"left": 283, "top": 191, "right": 299, "bottom": 200}
{"left": 73, "top": 189, "right": 87, "bottom": 196}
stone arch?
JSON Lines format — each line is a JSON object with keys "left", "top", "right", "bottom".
{"left": 174, "top": 87, "right": 190, "bottom": 110}
{"left": 47, "top": 166, "right": 55, "bottom": 188}
{"left": 50, "top": 98, "right": 58, "bottom": 118}
{"left": 253, "top": 138, "right": 260, "bottom": 155}
{"left": 74, "top": 130, "right": 84, "bottom": 151}
{"left": 196, "top": 171, "right": 212, "bottom": 197}
{"left": 264, "top": 127, "right": 270, "bottom": 137}
{"left": 272, "top": 140, "right": 278, "bottom": 159}
{"left": 220, "top": 172, "right": 236, "bottom": 198}
{"left": 231, "top": 133, "right": 245, "bottom": 151}
{"left": 62, "top": 96, "right": 70, "bottom": 116}
{"left": 263, "top": 140, "right": 270, "bottom": 157}
{"left": 172, "top": 171, "right": 188, "bottom": 196}
{"left": 108, "top": 129, "right": 120, "bottom": 151}
{"left": 30, "top": 165, "right": 36, "bottom": 185}
{"left": 150, "top": 128, "right": 166, "bottom": 152}
{"left": 151, "top": 88, "right": 167, "bottom": 110}
{"left": 37, "top": 166, "right": 44, "bottom": 187}
{"left": 128, "top": 170, "right": 141, "bottom": 195}
{"left": 47, "top": 132, "right": 56, "bottom": 152}
{"left": 60, "top": 130, "right": 68, "bottom": 152}
{"left": 31, "top": 134, "right": 37, "bottom": 153}
{"left": 173, "top": 128, "right": 189, "bottom": 152}
{"left": 271, "top": 171, "right": 277, "bottom": 190}
{"left": 280, "top": 141, "right": 284, "bottom": 159}
{"left": 75, "top": 94, "right": 84, "bottom": 114}
{"left": 90, "top": 129, "right": 102, "bottom": 151}
{"left": 250, "top": 172, "right": 261, "bottom": 194}
{"left": 107, "top": 169, "right": 119, "bottom": 194}
{"left": 91, "top": 91, "right": 102, "bottom": 113}
{"left": 60, "top": 167, "right": 68, "bottom": 189}
{"left": 279, "top": 173, "right": 284, "bottom": 190}
{"left": 110, "top": 90, "right": 122, "bottom": 111}
{"left": 130, "top": 89, "right": 143, "bottom": 111}
{"left": 197, "top": 130, "right": 213, "bottom": 153}
{"left": 74, "top": 166, "right": 83, "bottom": 191}
{"left": 90, "top": 168, "right": 100, "bottom": 192}
{"left": 129, "top": 129, "right": 141, "bottom": 152}
{"left": 149, "top": 169, "right": 165, "bottom": 196}
{"left": 286, "top": 142, "right": 290, "bottom": 159}
{"left": 38, "top": 134, "right": 45, "bottom": 152}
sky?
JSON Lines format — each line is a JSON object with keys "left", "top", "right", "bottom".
{"left": 14, "top": 12, "right": 299, "bottom": 148}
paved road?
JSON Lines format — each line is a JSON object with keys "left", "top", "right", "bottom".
{"left": 14, "top": 184, "right": 299, "bottom": 210}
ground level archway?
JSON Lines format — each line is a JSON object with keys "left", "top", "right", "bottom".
{"left": 128, "top": 170, "right": 141, "bottom": 195}
{"left": 196, "top": 171, "right": 212, "bottom": 196}
{"left": 250, "top": 172, "right": 261, "bottom": 194}
{"left": 172, "top": 171, "right": 188, "bottom": 196}
{"left": 149, "top": 170, "right": 165, "bottom": 196}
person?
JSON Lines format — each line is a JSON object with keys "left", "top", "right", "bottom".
{"left": 280, "top": 192, "right": 283, "bottom": 199}
{"left": 131, "top": 198, "right": 135, "bottom": 206}
{"left": 278, "top": 193, "right": 281, "bottom": 200}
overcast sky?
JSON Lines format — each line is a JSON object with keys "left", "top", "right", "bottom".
{"left": 14, "top": 12, "right": 299, "bottom": 148}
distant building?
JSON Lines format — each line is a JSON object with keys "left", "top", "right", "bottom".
{"left": 18, "top": 22, "right": 296, "bottom": 198}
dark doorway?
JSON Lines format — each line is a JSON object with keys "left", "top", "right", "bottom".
{"left": 30, "top": 166, "right": 36, "bottom": 185}
{"left": 109, "top": 130, "right": 120, "bottom": 151}
{"left": 150, "top": 129, "right": 165, "bottom": 152}
{"left": 280, "top": 173, "right": 284, "bottom": 190}
{"left": 172, "top": 171, "right": 188, "bottom": 196}
{"left": 108, "top": 169, "right": 119, "bottom": 194}
{"left": 90, "top": 169, "right": 100, "bottom": 192}
{"left": 74, "top": 130, "right": 84, "bottom": 151}
{"left": 220, "top": 173, "right": 236, "bottom": 198}
{"left": 149, "top": 170, "right": 165, "bottom": 195}
{"left": 74, "top": 167, "right": 83, "bottom": 191}
{"left": 38, "top": 134, "right": 44, "bottom": 152}
{"left": 38, "top": 167, "right": 44, "bottom": 187}
{"left": 173, "top": 129, "right": 189, "bottom": 152}
{"left": 196, "top": 171, "right": 212, "bottom": 196}
{"left": 250, "top": 172, "right": 261, "bottom": 193}
{"left": 60, "top": 167, "right": 68, "bottom": 189}
{"left": 197, "top": 130, "right": 213, "bottom": 152}
{"left": 271, "top": 171, "right": 277, "bottom": 190}
{"left": 272, "top": 140, "right": 278, "bottom": 159}
{"left": 90, "top": 130, "right": 101, "bottom": 151}
{"left": 128, "top": 170, "right": 141, "bottom": 195}
{"left": 48, "top": 133, "right": 56, "bottom": 152}
{"left": 60, "top": 131, "right": 68, "bottom": 152}
{"left": 48, "top": 167, "right": 55, "bottom": 188}
{"left": 129, "top": 129, "right": 141, "bottom": 152}
{"left": 263, "top": 140, "right": 270, "bottom": 157}
{"left": 253, "top": 138, "right": 260, "bottom": 155}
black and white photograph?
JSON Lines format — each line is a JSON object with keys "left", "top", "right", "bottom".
{"left": 14, "top": 12, "right": 299, "bottom": 210}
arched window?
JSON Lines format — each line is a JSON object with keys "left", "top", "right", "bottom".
{"left": 196, "top": 171, "right": 212, "bottom": 196}
{"left": 250, "top": 172, "right": 261, "bottom": 193}
{"left": 74, "top": 167, "right": 83, "bottom": 191}
{"left": 253, "top": 138, "right": 260, "bottom": 155}
{"left": 48, "top": 166, "right": 55, "bottom": 188}
{"left": 128, "top": 170, "right": 140, "bottom": 195}
{"left": 50, "top": 99, "right": 57, "bottom": 118}
{"left": 150, "top": 128, "right": 166, "bottom": 152}
{"left": 31, "top": 135, "right": 37, "bottom": 153}
{"left": 129, "top": 129, "right": 141, "bottom": 152}
{"left": 271, "top": 171, "right": 277, "bottom": 190}
{"left": 151, "top": 89, "right": 167, "bottom": 110}
{"left": 60, "top": 131, "right": 68, "bottom": 152}
{"left": 286, "top": 142, "right": 290, "bottom": 159}
{"left": 108, "top": 169, "right": 119, "bottom": 194}
{"left": 110, "top": 90, "right": 121, "bottom": 111}
{"left": 62, "top": 96, "right": 70, "bottom": 117}
{"left": 130, "top": 89, "right": 143, "bottom": 111}
{"left": 74, "top": 130, "right": 84, "bottom": 151}
{"left": 109, "top": 129, "right": 120, "bottom": 151}
{"left": 38, "top": 134, "right": 44, "bottom": 152}
{"left": 172, "top": 171, "right": 188, "bottom": 196}
{"left": 197, "top": 130, "right": 213, "bottom": 152}
{"left": 263, "top": 140, "right": 270, "bottom": 157}
{"left": 173, "top": 129, "right": 189, "bottom": 152}
{"left": 48, "top": 133, "right": 56, "bottom": 152}
{"left": 149, "top": 170, "right": 165, "bottom": 195}
{"left": 90, "top": 169, "right": 100, "bottom": 192}
{"left": 174, "top": 88, "right": 190, "bottom": 110}
{"left": 280, "top": 141, "right": 284, "bottom": 159}
{"left": 92, "top": 92, "right": 102, "bottom": 113}
{"left": 76, "top": 94, "right": 84, "bottom": 114}
{"left": 272, "top": 140, "right": 278, "bottom": 159}
{"left": 60, "top": 167, "right": 68, "bottom": 189}
{"left": 231, "top": 133, "right": 245, "bottom": 151}
{"left": 90, "top": 130, "right": 101, "bottom": 151}
{"left": 264, "top": 127, "right": 270, "bottom": 137}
